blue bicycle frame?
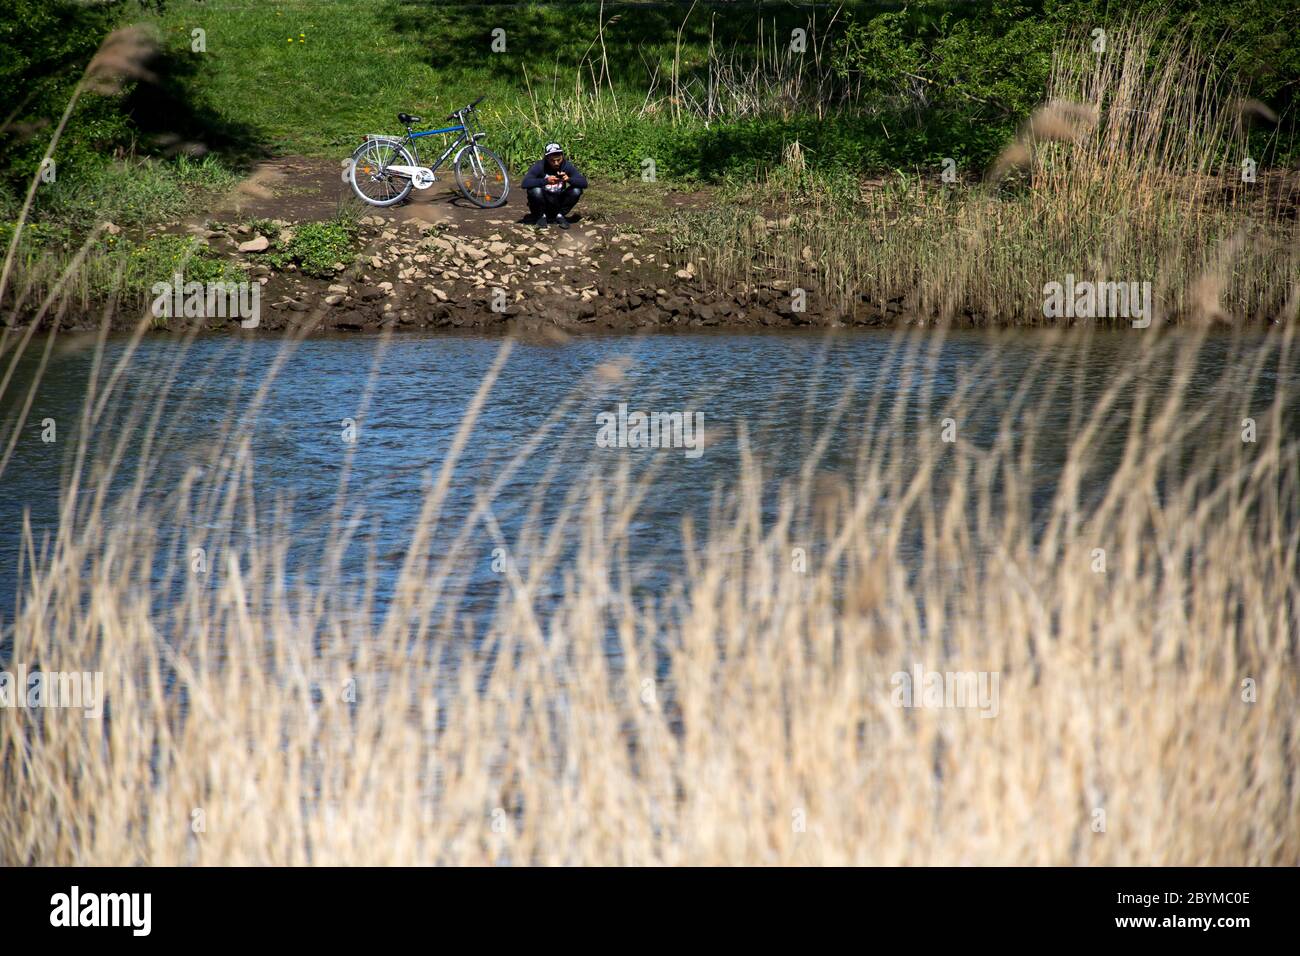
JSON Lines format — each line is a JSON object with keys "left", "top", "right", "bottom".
{"left": 395, "top": 110, "right": 487, "bottom": 174}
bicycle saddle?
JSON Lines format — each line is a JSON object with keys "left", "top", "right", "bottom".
{"left": 397, "top": 112, "right": 421, "bottom": 126}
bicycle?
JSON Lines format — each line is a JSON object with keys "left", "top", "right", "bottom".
{"left": 348, "top": 95, "right": 510, "bottom": 208}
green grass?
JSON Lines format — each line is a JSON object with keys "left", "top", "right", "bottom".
{"left": 1, "top": 151, "right": 242, "bottom": 317}
{"left": 141, "top": 1, "right": 882, "bottom": 180}
{"left": 1, "top": 226, "right": 244, "bottom": 319}
{"left": 249, "top": 217, "right": 358, "bottom": 278}
{"left": 6, "top": 0, "right": 1295, "bottom": 238}
{"left": 4, "top": 3, "right": 1294, "bottom": 326}
{"left": 657, "top": 23, "right": 1300, "bottom": 325}
{"left": 124, "top": 232, "right": 243, "bottom": 288}
{"left": 29, "top": 153, "right": 238, "bottom": 228}
{"left": 142, "top": 1, "right": 1287, "bottom": 184}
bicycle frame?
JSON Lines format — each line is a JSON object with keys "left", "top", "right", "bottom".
{"left": 380, "top": 108, "right": 487, "bottom": 175}
{"left": 352, "top": 97, "right": 507, "bottom": 207}
{"left": 403, "top": 123, "right": 466, "bottom": 173}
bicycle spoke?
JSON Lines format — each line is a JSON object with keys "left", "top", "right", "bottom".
{"left": 351, "top": 140, "right": 413, "bottom": 206}
{"left": 455, "top": 146, "right": 507, "bottom": 206}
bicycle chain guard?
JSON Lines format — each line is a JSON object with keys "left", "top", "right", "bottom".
{"left": 383, "top": 165, "right": 437, "bottom": 189}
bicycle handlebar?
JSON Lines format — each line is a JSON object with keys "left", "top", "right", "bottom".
{"left": 447, "top": 95, "right": 487, "bottom": 121}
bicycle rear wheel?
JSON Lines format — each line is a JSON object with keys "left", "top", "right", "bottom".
{"left": 453, "top": 145, "right": 510, "bottom": 208}
{"left": 349, "top": 139, "right": 414, "bottom": 207}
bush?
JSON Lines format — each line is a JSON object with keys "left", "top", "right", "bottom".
{"left": 124, "top": 233, "right": 242, "bottom": 290}
{"left": 252, "top": 219, "right": 357, "bottom": 278}
{"left": 0, "top": 1, "right": 201, "bottom": 227}
{"left": 286, "top": 220, "right": 357, "bottom": 278}
{"left": 831, "top": 0, "right": 1298, "bottom": 172}
{"left": 31, "top": 155, "right": 237, "bottom": 229}
{"left": 1, "top": 2, "right": 131, "bottom": 188}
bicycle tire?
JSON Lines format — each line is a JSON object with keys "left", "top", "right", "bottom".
{"left": 453, "top": 145, "right": 510, "bottom": 208}
{"left": 349, "top": 138, "right": 415, "bottom": 207}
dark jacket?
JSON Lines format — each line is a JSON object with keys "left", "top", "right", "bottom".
{"left": 522, "top": 157, "right": 588, "bottom": 191}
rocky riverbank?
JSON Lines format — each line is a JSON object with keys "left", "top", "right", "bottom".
{"left": 154, "top": 213, "right": 875, "bottom": 334}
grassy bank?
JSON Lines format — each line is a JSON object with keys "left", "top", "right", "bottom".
{"left": 663, "top": 25, "right": 1300, "bottom": 323}
{"left": 2, "top": 2, "right": 1296, "bottom": 324}
{"left": 1, "top": 328, "right": 1297, "bottom": 864}
{"left": 124, "top": 0, "right": 1292, "bottom": 180}
{"left": 135, "top": 0, "right": 888, "bottom": 178}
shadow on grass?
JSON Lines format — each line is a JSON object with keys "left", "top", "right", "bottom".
{"left": 382, "top": 1, "right": 827, "bottom": 94}
{"left": 376, "top": 2, "right": 1012, "bottom": 180}
{"left": 124, "top": 46, "right": 270, "bottom": 173}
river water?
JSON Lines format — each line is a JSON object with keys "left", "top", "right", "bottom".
{"left": 1, "top": 328, "right": 1295, "bottom": 634}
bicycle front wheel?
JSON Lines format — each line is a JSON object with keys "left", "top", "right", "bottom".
{"left": 349, "top": 138, "right": 415, "bottom": 207}
{"left": 453, "top": 145, "right": 510, "bottom": 208}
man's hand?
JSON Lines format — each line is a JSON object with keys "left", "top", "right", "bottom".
{"left": 559, "top": 171, "right": 570, "bottom": 183}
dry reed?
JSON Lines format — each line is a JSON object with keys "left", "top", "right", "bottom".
{"left": 1, "top": 318, "right": 1297, "bottom": 865}
{"left": 665, "top": 23, "right": 1298, "bottom": 324}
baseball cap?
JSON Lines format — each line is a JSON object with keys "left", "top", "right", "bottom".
{"left": 544, "top": 142, "right": 564, "bottom": 157}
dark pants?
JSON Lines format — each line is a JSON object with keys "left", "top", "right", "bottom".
{"left": 527, "top": 186, "right": 582, "bottom": 218}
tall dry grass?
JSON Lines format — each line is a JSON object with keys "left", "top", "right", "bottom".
{"left": 518, "top": 4, "right": 850, "bottom": 130}
{"left": 1, "top": 319, "right": 1297, "bottom": 865}
{"left": 665, "top": 24, "right": 1299, "bottom": 324}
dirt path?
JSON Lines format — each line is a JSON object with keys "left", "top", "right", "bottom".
{"left": 164, "top": 155, "right": 838, "bottom": 334}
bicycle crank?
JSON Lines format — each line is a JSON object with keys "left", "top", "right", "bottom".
{"left": 384, "top": 165, "right": 437, "bottom": 189}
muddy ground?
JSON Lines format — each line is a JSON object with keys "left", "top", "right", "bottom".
{"left": 211, "top": 156, "right": 869, "bottom": 334}
{"left": 12, "top": 157, "right": 1298, "bottom": 335}
{"left": 26, "top": 156, "right": 889, "bottom": 335}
